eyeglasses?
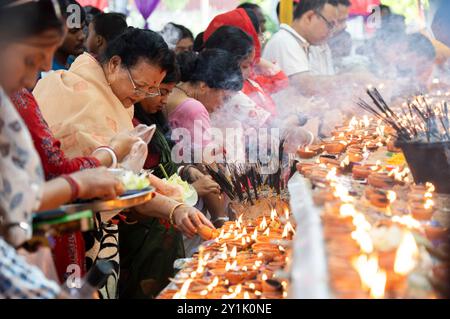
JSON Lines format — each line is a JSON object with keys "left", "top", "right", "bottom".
{"left": 314, "top": 11, "right": 336, "bottom": 31}
{"left": 5, "top": 0, "right": 62, "bottom": 20}
{"left": 126, "top": 68, "right": 161, "bottom": 98}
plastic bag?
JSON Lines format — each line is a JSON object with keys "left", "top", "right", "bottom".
{"left": 131, "top": 124, "right": 156, "bottom": 144}
{"left": 120, "top": 124, "right": 156, "bottom": 173}
{"left": 120, "top": 139, "right": 148, "bottom": 173}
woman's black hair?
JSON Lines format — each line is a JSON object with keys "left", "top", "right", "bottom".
{"left": 193, "top": 31, "right": 205, "bottom": 52}
{"left": 163, "top": 57, "right": 181, "bottom": 84}
{"left": 101, "top": 27, "right": 175, "bottom": 74}
{"left": 177, "top": 49, "right": 243, "bottom": 91}
{"left": 203, "top": 26, "right": 254, "bottom": 63}
{"left": 0, "top": 0, "right": 65, "bottom": 42}
{"left": 243, "top": 8, "right": 260, "bottom": 33}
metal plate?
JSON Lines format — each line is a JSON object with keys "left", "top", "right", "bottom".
{"left": 61, "top": 187, "right": 156, "bottom": 213}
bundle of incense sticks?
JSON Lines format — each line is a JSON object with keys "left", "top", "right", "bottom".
{"left": 357, "top": 88, "right": 450, "bottom": 143}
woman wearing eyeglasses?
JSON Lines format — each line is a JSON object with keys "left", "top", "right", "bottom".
{"left": 33, "top": 27, "right": 215, "bottom": 299}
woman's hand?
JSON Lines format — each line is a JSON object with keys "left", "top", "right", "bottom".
{"left": 173, "top": 206, "right": 215, "bottom": 238}
{"left": 192, "top": 175, "right": 220, "bottom": 197}
{"left": 70, "top": 167, "right": 125, "bottom": 200}
{"left": 254, "top": 58, "right": 281, "bottom": 76}
{"left": 108, "top": 131, "right": 140, "bottom": 162}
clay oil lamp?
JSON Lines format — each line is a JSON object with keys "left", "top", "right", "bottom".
{"left": 255, "top": 228, "right": 283, "bottom": 244}
{"left": 387, "top": 138, "right": 401, "bottom": 153}
{"left": 348, "top": 150, "right": 364, "bottom": 163}
{"left": 365, "top": 139, "right": 383, "bottom": 151}
{"left": 197, "top": 225, "right": 220, "bottom": 241}
{"left": 352, "top": 162, "right": 381, "bottom": 180}
{"left": 297, "top": 145, "right": 323, "bottom": 159}
{"left": 410, "top": 201, "right": 434, "bottom": 221}
{"left": 156, "top": 289, "right": 179, "bottom": 299}
{"left": 365, "top": 187, "right": 397, "bottom": 209}
{"left": 370, "top": 226, "right": 403, "bottom": 271}
{"left": 313, "top": 188, "right": 336, "bottom": 206}
{"left": 407, "top": 182, "right": 435, "bottom": 204}
{"left": 424, "top": 224, "right": 449, "bottom": 242}
{"left": 368, "top": 172, "right": 397, "bottom": 189}
{"left": 261, "top": 278, "right": 283, "bottom": 294}
{"left": 319, "top": 156, "right": 341, "bottom": 168}
{"left": 324, "top": 140, "right": 347, "bottom": 154}
{"left": 296, "top": 162, "right": 316, "bottom": 175}
{"left": 264, "top": 260, "right": 286, "bottom": 273}
{"left": 310, "top": 167, "right": 334, "bottom": 186}
{"left": 327, "top": 240, "right": 361, "bottom": 258}
{"left": 225, "top": 265, "right": 258, "bottom": 285}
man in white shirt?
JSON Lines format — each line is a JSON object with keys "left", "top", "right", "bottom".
{"left": 264, "top": 0, "right": 367, "bottom": 97}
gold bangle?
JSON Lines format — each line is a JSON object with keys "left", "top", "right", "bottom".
{"left": 169, "top": 203, "right": 185, "bottom": 226}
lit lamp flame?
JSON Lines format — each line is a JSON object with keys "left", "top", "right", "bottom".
{"left": 349, "top": 116, "right": 358, "bottom": 129}
{"left": 282, "top": 221, "right": 296, "bottom": 238}
{"left": 394, "top": 231, "right": 419, "bottom": 275}
{"left": 424, "top": 199, "right": 434, "bottom": 210}
{"left": 392, "top": 215, "right": 421, "bottom": 230}
{"left": 353, "top": 255, "right": 386, "bottom": 299}
{"left": 340, "top": 203, "right": 357, "bottom": 218}
{"left": 270, "top": 209, "right": 278, "bottom": 221}
{"left": 263, "top": 228, "right": 270, "bottom": 237}
{"left": 284, "top": 208, "right": 290, "bottom": 221}
{"left": 340, "top": 156, "right": 350, "bottom": 168}
{"left": 351, "top": 229, "right": 373, "bottom": 254}
{"left": 425, "top": 182, "right": 435, "bottom": 193}
{"left": 230, "top": 246, "right": 237, "bottom": 259}
{"left": 173, "top": 279, "right": 193, "bottom": 299}
{"left": 326, "top": 167, "right": 338, "bottom": 182}
{"left": 207, "top": 277, "right": 219, "bottom": 291}
{"left": 251, "top": 228, "right": 258, "bottom": 241}
{"left": 371, "top": 270, "right": 387, "bottom": 299}
{"left": 259, "top": 216, "right": 268, "bottom": 230}
{"left": 387, "top": 191, "right": 397, "bottom": 203}
{"left": 363, "top": 115, "right": 370, "bottom": 128}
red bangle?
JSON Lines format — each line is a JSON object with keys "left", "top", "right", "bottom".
{"left": 61, "top": 175, "right": 80, "bottom": 202}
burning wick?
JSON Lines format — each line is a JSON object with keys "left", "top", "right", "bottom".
{"left": 394, "top": 231, "right": 419, "bottom": 275}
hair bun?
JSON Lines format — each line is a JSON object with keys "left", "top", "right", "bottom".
{"left": 176, "top": 51, "right": 199, "bottom": 82}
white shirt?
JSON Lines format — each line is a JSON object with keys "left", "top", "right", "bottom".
{"left": 263, "top": 24, "right": 335, "bottom": 77}
{"left": 310, "top": 44, "right": 335, "bottom": 76}
{"left": 263, "top": 24, "right": 310, "bottom": 77}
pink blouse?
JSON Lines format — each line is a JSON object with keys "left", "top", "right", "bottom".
{"left": 168, "top": 98, "right": 213, "bottom": 157}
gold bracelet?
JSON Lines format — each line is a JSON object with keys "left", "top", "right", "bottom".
{"left": 169, "top": 203, "right": 185, "bottom": 226}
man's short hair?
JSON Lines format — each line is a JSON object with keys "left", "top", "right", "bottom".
{"left": 293, "top": 0, "right": 338, "bottom": 20}
{"left": 92, "top": 13, "right": 128, "bottom": 42}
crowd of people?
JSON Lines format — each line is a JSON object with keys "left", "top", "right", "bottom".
{"left": 0, "top": 0, "right": 447, "bottom": 299}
